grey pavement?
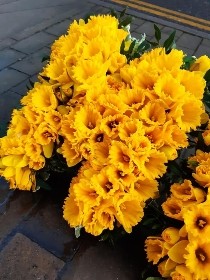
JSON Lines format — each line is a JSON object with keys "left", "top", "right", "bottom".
{"left": 0, "top": 0, "right": 210, "bottom": 279}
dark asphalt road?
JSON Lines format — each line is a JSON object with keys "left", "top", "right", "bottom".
{"left": 141, "top": 0, "right": 210, "bottom": 21}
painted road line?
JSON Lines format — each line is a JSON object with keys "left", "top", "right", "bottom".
{"left": 130, "top": 0, "right": 210, "bottom": 26}
{"left": 111, "top": 0, "right": 210, "bottom": 32}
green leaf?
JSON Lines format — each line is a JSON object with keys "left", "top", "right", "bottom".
{"left": 36, "top": 177, "right": 51, "bottom": 190}
{"left": 204, "top": 69, "right": 210, "bottom": 83}
{"left": 110, "top": 9, "right": 118, "bottom": 19}
{"left": 120, "top": 7, "right": 127, "bottom": 18}
{"left": 119, "top": 15, "right": 133, "bottom": 28}
{"left": 39, "top": 171, "right": 50, "bottom": 181}
{"left": 142, "top": 218, "right": 156, "bottom": 226}
{"left": 137, "top": 40, "right": 151, "bottom": 53}
{"left": 75, "top": 226, "right": 83, "bottom": 238}
{"left": 128, "top": 39, "right": 136, "bottom": 54}
{"left": 163, "top": 30, "right": 176, "bottom": 52}
{"left": 154, "top": 24, "right": 161, "bottom": 42}
{"left": 41, "top": 55, "right": 50, "bottom": 62}
{"left": 84, "top": 12, "right": 93, "bottom": 23}
{"left": 99, "top": 231, "right": 110, "bottom": 241}
{"left": 182, "top": 55, "right": 196, "bottom": 70}
{"left": 146, "top": 40, "right": 159, "bottom": 47}
{"left": 120, "top": 39, "right": 126, "bottom": 54}
{"left": 29, "top": 79, "right": 35, "bottom": 89}
{"left": 0, "top": 123, "right": 7, "bottom": 137}
{"left": 146, "top": 277, "right": 164, "bottom": 280}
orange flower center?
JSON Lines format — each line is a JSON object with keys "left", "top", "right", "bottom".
{"left": 196, "top": 217, "right": 207, "bottom": 229}
{"left": 95, "top": 133, "right": 104, "bottom": 142}
{"left": 43, "top": 131, "right": 52, "bottom": 138}
{"left": 195, "top": 248, "right": 208, "bottom": 263}
{"left": 53, "top": 116, "right": 60, "bottom": 122}
{"left": 184, "top": 188, "right": 191, "bottom": 195}
{"left": 117, "top": 170, "right": 125, "bottom": 178}
{"left": 108, "top": 120, "right": 119, "bottom": 129}
{"left": 104, "top": 182, "right": 113, "bottom": 192}
{"left": 87, "top": 122, "right": 95, "bottom": 129}
{"left": 122, "top": 154, "right": 130, "bottom": 162}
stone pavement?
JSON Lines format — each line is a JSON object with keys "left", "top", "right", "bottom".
{"left": 0, "top": 0, "right": 210, "bottom": 279}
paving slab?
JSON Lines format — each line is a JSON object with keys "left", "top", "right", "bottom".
{"left": 12, "top": 32, "right": 56, "bottom": 55}
{"left": 0, "top": 0, "right": 83, "bottom": 41}
{"left": 194, "top": 44, "right": 210, "bottom": 57}
{"left": 0, "top": 178, "right": 12, "bottom": 206}
{"left": 12, "top": 2, "right": 96, "bottom": 41}
{"left": 135, "top": 21, "right": 164, "bottom": 37}
{"left": 0, "top": 69, "right": 28, "bottom": 94}
{"left": 0, "top": 232, "right": 65, "bottom": 280}
{"left": 0, "top": 38, "right": 17, "bottom": 51}
{"left": 60, "top": 233, "right": 146, "bottom": 280}
{"left": 0, "top": 191, "right": 42, "bottom": 243}
{"left": 11, "top": 47, "right": 50, "bottom": 76}
{"left": 176, "top": 32, "right": 202, "bottom": 50}
{"left": 202, "top": 38, "right": 210, "bottom": 47}
{"left": 161, "top": 26, "right": 183, "bottom": 39}
{"left": 0, "top": 91, "right": 22, "bottom": 125}
{"left": 11, "top": 74, "right": 38, "bottom": 96}
{"left": 19, "top": 195, "right": 80, "bottom": 260}
{"left": 45, "top": 20, "right": 72, "bottom": 37}
{"left": 0, "top": 49, "right": 26, "bottom": 70}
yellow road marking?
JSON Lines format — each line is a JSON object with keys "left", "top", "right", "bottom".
{"left": 111, "top": 0, "right": 210, "bottom": 32}
{"left": 131, "top": 0, "right": 210, "bottom": 26}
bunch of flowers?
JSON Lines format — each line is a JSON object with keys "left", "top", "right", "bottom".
{"left": 1, "top": 11, "right": 210, "bottom": 278}
{"left": 144, "top": 74, "right": 210, "bottom": 279}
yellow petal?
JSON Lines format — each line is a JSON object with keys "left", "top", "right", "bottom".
{"left": 0, "top": 158, "right": 5, "bottom": 168}
{"left": 43, "top": 142, "right": 54, "bottom": 158}
{"left": 2, "top": 155, "right": 26, "bottom": 167}
{"left": 168, "top": 240, "right": 189, "bottom": 264}
{"left": 162, "top": 227, "right": 180, "bottom": 245}
{"left": 3, "top": 166, "right": 16, "bottom": 178}
{"left": 21, "top": 169, "right": 31, "bottom": 186}
{"left": 193, "top": 187, "right": 206, "bottom": 203}
{"left": 179, "top": 225, "right": 188, "bottom": 238}
{"left": 200, "top": 112, "right": 209, "bottom": 124}
{"left": 15, "top": 167, "right": 23, "bottom": 185}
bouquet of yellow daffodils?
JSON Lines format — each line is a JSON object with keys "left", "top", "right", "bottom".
{"left": 1, "top": 11, "right": 210, "bottom": 279}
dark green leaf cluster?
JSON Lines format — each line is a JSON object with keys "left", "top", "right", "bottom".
{"left": 120, "top": 38, "right": 151, "bottom": 61}
{"left": 110, "top": 7, "right": 133, "bottom": 28}
{"left": 181, "top": 55, "right": 196, "bottom": 70}
{"left": 120, "top": 23, "right": 177, "bottom": 62}
{"left": 0, "top": 124, "right": 8, "bottom": 138}
{"left": 147, "top": 24, "right": 176, "bottom": 53}
{"left": 203, "top": 69, "right": 210, "bottom": 113}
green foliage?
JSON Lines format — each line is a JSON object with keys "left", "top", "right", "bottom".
{"left": 36, "top": 177, "right": 51, "bottom": 191}
{"left": 120, "top": 37, "right": 151, "bottom": 61}
{"left": 202, "top": 70, "right": 210, "bottom": 113}
{"left": 26, "top": 78, "right": 35, "bottom": 91}
{"left": 182, "top": 55, "right": 196, "bottom": 70}
{"left": 75, "top": 225, "right": 83, "bottom": 238}
{"left": 110, "top": 7, "right": 133, "bottom": 28}
{"left": 99, "top": 227, "right": 127, "bottom": 246}
{"left": 41, "top": 55, "right": 50, "bottom": 62}
{"left": 163, "top": 30, "right": 176, "bottom": 53}
{"left": 146, "top": 25, "right": 176, "bottom": 53}
{"left": 146, "top": 277, "right": 165, "bottom": 280}
{"left": 0, "top": 123, "right": 8, "bottom": 138}
{"left": 204, "top": 69, "right": 210, "bottom": 84}
{"left": 154, "top": 24, "right": 161, "bottom": 43}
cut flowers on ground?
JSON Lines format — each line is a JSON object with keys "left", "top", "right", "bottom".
{"left": 1, "top": 9, "right": 210, "bottom": 280}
